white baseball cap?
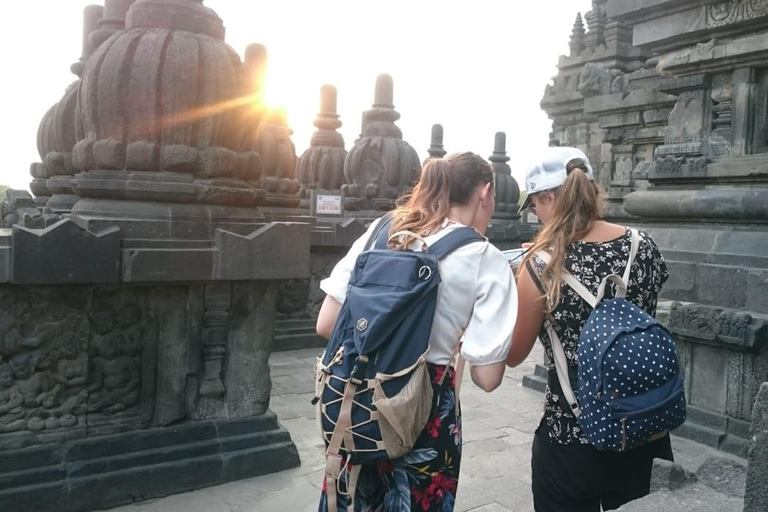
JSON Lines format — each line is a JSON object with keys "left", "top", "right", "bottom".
{"left": 518, "top": 147, "right": 595, "bottom": 214}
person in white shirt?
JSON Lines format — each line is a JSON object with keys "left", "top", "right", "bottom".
{"left": 315, "top": 152, "right": 517, "bottom": 511}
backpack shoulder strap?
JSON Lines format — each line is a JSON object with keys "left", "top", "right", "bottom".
{"left": 428, "top": 227, "right": 486, "bottom": 260}
{"left": 544, "top": 317, "right": 582, "bottom": 418}
{"left": 622, "top": 229, "right": 640, "bottom": 285}
{"left": 535, "top": 250, "right": 598, "bottom": 308}
{"left": 594, "top": 228, "right": 640, "bottom": 302}
{"left": 525, "top": 260, "right": 581, "bottom": 417}
{"left": 364, "top": 213, "right": 395, "bottom": 251}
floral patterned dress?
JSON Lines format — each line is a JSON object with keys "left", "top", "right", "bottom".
{"left": 529, "top": 230, "right": 669, "bottom": 445}
{"left": 318, "top": 364, "right": 462, "bottom": 512}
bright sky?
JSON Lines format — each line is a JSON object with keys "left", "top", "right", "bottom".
{"left": 0, "top": 0, "right": 593, "bottom": 191}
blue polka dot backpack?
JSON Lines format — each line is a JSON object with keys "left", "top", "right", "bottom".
{"left": 537, "top": 229, "right": 686, "bottom": 451}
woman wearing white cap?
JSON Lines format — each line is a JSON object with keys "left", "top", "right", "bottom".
{"left": 506, "top": 147, "right": 673, "bottom": 511}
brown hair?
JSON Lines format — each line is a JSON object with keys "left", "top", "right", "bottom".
{"left": 388, "top": 152, "right": 493, "bottom": 250}
{"left": 521, "top": 159, "right": 606, "bottom": 311}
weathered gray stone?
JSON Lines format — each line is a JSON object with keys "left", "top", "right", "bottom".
{"left": 649, "top": 459, "right": 697, "bottom": 493}
{"left": 426, "top": 124, "right": 447, "bottom": 160}
{"left": 616, "top": 483, "right": 742, "bottom": 512}
{"left": 342, "top": 74, "right": 421, "bottom": 211}
{"left": 745, "top": 382, "right": 768, "bottom": 512}
{"left": 695, "top": 456, "right": 746, "bottom": 498}
{"left": 12, "top": 220, "right": 120, "bottom": 284}
{"left": 489, "top": 132, "right": 520, "bottom": 219}
{"left": 298, "top": 84, "right": 347, "bottom": 204}
{"left": 3, "top": 2, "right": 311, "bottom": 511}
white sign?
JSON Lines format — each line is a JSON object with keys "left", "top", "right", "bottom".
{"left": 316, "top": 194, "right": 343, "bottom": 216}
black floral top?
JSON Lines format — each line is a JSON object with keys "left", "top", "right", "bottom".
{"left": 530, "top": 229, "right": 669, "bottom": 445}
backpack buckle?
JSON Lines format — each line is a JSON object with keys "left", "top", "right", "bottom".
{"left": 350, "top": 355, "right": 369, "bottom": 385}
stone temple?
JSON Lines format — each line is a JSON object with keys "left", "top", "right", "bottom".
{"left": 0, "top": 0, "right": 767, "bottom": 511}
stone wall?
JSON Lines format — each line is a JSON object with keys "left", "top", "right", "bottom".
{"left": 0, "top": 282, "right": 301, "bottom": 512}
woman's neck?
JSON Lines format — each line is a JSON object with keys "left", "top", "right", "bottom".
{"left": 447, "top": 205, "right": 476, "bottom": 227}
{"left": 578, "top": 220, "right": 626, "bottom": 242}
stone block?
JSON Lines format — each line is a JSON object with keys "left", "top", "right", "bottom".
{"left": 599, "top": 112, "right": 642, "bottom": 128}
{"left": 690, "top": 345, "right": 729, "bottom": 413}
{"left": 0, "top": 482, "right": 68, "bottom": 512}
{"left": 201, "top": 147, "right": 240, "bottom": 179}
{"left": 747, "top": 269, "right": 768, "bottom": 314}
{"left": 12, "top": 220, "right": 120, "bottom": 284}
{"left": 215, "top": 222, "right": 311, "bottom": 281}
{"left": 67, "top": 455, "right": 224, "bottom": 512}
{"left": 161, "top": 145, "right": 199, "bottom": 173}
{"left": 152, "top": 286, "right": 191, "bottom": 426}
{"left": 92, "top": 139, "right": 127, "bottom": 170}
{"left": 222, "top": 284, "right": 277, "bottom": 418}
{"left": 67, "top": 439, "right": 221, "bottom": 479}
{"left": 695, "top": 264, "right": 747, "bottom": 310}
{"left": 125, "top": 141, "right": 160, "bottom": 170}
{"left": 72, "top": 139, "right": 96, "bottom": 171}
{"left": 673, "top": 422, "right": 725, "bottom": 449}
{"left": 661, "top": 261, "right": 696, "bottom": 301}
{"left": 219, "top": 440, "right": 300, "bottom": 483}
{"left": 728, "top": 416, "right": 752, "bottom": 439}
{"left": 686, "top": 406, "right": 729, "bottom": 432}
{"left": 123, "top": 244, "right": 215, "bottom": 282}
{"left": 745, "top": 382, "right": 768, "bottom": 512}
{"left": 0, "top": 464, "right": 66, "bottom": 491}
{"left": 643, "top": 107, "right": 673, "bottom": 124}
{"left": 616, "top": 483, "right": 742, "bottom": 512}
{"left": 0, "top": 445, "right": 62, "bottom": 474}
{"left": 632, "top": 6, "right": 707, "bottom": 47}
{"left": 720, "top": 435, "right": 750, "bottom": 459}
{"left": 650, "top": 459, "right": 697, "bottom": 493}
{"left": 328, "top": 218, "right": 368, "bottom": 247}
{"left": 65, "top": 422, "right": 216, "bottom": 462}
{"left": 0, "top": 414, "right": 300, "bottom": 512}
{"left": 695, "top": 457, "right": 746, "bottom": 498}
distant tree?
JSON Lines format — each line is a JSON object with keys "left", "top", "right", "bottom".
{"left": 0, "top": 185, "right": 9, "bottom": 203}
{"left": 518, "top": 190, "right": 527, "bottom": 205}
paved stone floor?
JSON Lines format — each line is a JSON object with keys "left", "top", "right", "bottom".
{"left": 106, "top": 346, "right": 741, "bottom": 512}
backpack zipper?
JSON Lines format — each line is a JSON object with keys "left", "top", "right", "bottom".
{"left": 621, "top": 418, "right": 627, "bottom": 450}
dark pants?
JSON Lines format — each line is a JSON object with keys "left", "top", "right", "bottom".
{"left": 531, "top": 427, "right": 673, "bottom": 512}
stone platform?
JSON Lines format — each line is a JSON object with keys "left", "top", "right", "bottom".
{"left": 103, "top": 346, "right": 743, "bottom": 512}
{"left": 1, "top": 414, "right": 298, "bottom": 512}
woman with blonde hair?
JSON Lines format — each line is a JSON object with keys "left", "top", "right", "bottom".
{"left": 316, "top": 152, "right": 517, "bottom": 511}
{"left": 506, "top": 147, "right": 673, "bottom": 511}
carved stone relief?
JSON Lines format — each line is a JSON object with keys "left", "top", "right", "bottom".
{"left": 669, "top": 302, "right": 767, "bottom": 348}
{"left": 707, "top": 0, "right": 768, "bottom": 29}
{"left": 0, "top": 288, "right": 149, "bottom": 436}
